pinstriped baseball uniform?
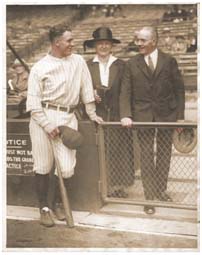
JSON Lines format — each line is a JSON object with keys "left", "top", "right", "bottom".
{"left": 26, "top": 53, "right": 95, "bottom": 178}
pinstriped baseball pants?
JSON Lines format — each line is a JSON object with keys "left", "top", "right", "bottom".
{"left": 29, "top": 108, "right": 78, "bottom": 178}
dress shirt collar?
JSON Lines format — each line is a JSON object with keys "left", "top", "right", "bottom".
{"left": 144, "top": 48, "right": 158, "bottom": 68}
{"left": 93, "top": 54, "right": 117, "bottom": 65}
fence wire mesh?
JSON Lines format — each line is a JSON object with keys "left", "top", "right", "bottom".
{"left": 99, "top": 123, "right": 198, "bottom": 209}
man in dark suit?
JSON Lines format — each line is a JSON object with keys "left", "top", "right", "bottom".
{"left": 120, "top": 26, "right": 185, "bottom": 214}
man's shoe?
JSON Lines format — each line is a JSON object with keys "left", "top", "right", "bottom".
{"left": 54, "top": 203, "right": 66, "bottom": 221}
{"left": 156, "top": 191, "right": 173, "bottom": 202}
{"left": 144, "top": 205, "right": 155, "bottom": 215}
{"left": 40, "top": 207, "right": 55, "bottom": 227}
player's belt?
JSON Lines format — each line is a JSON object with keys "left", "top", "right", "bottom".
{"left": 41, "top": 102, "right": 77, "bottom": 113}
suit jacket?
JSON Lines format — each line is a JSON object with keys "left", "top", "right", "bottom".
{"left": 87, "top": 58, "right": 125, "bottom": 121}
{"left": 120, "top": 50, "right": 185, "bottom": 122}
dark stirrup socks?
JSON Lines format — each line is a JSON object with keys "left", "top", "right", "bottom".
{"left": 35, "top": 173, "right": 49, "bottom": 209}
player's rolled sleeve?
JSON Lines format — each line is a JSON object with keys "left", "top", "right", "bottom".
{"left": 80, "top": 60, "right": 95, "bottom": 104}
{"left": 26, "top": 67, "right": 54, "bottom": 133}
{"left": 85, "top": 102, "right": 97, "bottom": 120}
{"left": 26, "top": 68, "right": 43, "bottom": 112}
{"left": 31, "top": 110, "right": 54, "bottom": 132}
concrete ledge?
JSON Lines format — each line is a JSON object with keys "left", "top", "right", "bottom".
{"left": 100, "top": 203, "right": 198, "bottom": 223}
{"left": 7, "top": 205, "right": 198, "bottom": 239}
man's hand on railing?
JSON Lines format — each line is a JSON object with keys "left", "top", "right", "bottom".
{"left": 121, "top": 117, "right": 133, "bottom": 128}
{"left": 92, "top": 115, "right": 103, "bottom": 124}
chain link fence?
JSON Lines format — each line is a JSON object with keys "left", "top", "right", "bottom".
{"left": 98, "top": 122, "right": 198, "bottom": 209}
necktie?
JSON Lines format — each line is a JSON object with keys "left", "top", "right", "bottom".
{"left": 148, "top": 55, "right": 155, "bottom": 73}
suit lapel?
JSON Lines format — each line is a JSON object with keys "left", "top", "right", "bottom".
{"left": 136, "top": 51, "right": 165, "bottom": 80}
{"left": 154, "top": 50, "right": 165, "bottom": 79}
{"left": 108, "top": 61, "right": 118, "bottom": 89}
{"left": 137, "top": 55, "right": 151, "bottom": 79}
{"left": 89, "top": 61, "right": 101, "bottom": 87}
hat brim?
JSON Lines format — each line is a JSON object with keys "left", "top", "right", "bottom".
{"left": 173, "top": 128, "right": 197, "bottom": 153}
{"left": 84, "top": 38, "right": 121, "bottom": 48}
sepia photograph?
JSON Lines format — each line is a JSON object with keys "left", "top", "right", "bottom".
{"left": 2, "top": 0, "right": 200, "bottom": 253}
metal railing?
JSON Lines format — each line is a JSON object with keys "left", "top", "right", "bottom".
{"left": 98, "top": 122, "right": 198, "bottom": 210}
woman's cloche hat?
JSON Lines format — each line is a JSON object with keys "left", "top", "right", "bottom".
{"left": 83, "top": 26, "right": 121, "bottom": 50}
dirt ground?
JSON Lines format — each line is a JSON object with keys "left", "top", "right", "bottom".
{"left": 6, "top": 219, "right": 197, "bottom": 250}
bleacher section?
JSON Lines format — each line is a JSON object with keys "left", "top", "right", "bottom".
{"left": 7, "top": 5, "right": 197, "bottom": 91}
{"left": 6, "top": 5, "right": 87, "bottom": 66}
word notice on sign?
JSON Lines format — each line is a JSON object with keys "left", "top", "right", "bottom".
{"left": 7, "top": 135, "right": 34, "bottom": 175}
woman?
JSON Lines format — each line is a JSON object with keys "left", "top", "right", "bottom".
{"left": 84, "top": 27, "right": 134, "bottom": 198}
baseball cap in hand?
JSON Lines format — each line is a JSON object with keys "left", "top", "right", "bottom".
{"left": 58, "top": 126, "right": 83, "bottom": 150}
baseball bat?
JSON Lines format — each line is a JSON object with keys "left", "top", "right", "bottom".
{"left": 7, "top": 40, "right": 30, "bottom": 73}
{"left": 54, "top": 152, "right": 74, "bottom": 228}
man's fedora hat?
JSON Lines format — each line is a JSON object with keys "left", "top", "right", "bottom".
{"left": 173, "top": 128, "right": 197, "bottom": 153}
{"left": 58, "top": 126, "right": 83, "bottom": 150}
{"left": 83, "top": 26, "right": 121, "bottom": 50}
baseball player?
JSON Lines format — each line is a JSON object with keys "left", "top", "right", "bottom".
{"left": 26, "top": 25, "right": 103, "bottom": 227}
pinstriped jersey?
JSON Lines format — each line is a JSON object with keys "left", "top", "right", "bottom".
{"left": 26, "top": 53, "right": 95, "bottom": 112}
